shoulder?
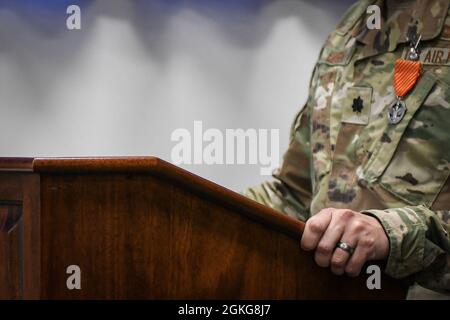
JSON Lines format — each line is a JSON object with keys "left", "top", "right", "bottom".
{"left": 317, "top": 0, "right": 375, "bottom": 66}
{"left": 334, "top": 0, "right": 376, "bottom": 36}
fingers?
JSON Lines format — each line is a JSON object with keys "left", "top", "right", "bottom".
{"left": 330, "top": 236, "right": 357, "bottom": 275}
{"left": 344, "top": 244, "right": 367, "bottom": 277}
{"left": 301, "top": 208, "right": 334, "bottom": 252}
{"left": 314, "top": 214, "right": 345, "bottom": 268}
{"left": 301, "top": 208, "right": 387, "bottom": 277}
{"left": 344, "top": 231, "right": 377, "bottom": 277}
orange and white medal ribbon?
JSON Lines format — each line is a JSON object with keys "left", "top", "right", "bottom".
{"left": 387, "top": 35, "right": 422, "bottom": 124}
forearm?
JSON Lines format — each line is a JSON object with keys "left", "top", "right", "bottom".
{"left": 244, "top": 179, "right": 309, "bottom": 221}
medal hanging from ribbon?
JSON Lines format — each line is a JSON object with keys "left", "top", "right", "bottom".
{"left": 387, "top": 33, "right": 422, "bottom": 124}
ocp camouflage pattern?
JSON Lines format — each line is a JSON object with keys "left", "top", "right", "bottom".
{"left": 245, "top": 0, "right": 450, "bottom": 294}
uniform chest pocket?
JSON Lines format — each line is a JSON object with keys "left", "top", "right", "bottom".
{"left": 366, "top": 72, "right": 450, "bottom": 207}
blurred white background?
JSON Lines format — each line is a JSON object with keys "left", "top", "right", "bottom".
{"left": 0, "top": 0, "right": 354, "bottom": 191}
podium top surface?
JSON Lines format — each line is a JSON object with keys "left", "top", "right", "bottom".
{"left": 0, "top": 156, "right": 163, "bottom": 172}
{"left": 0, "top": 156, "right": 305, "bottom": 239}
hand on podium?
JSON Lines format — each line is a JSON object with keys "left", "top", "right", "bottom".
{"left": 301, "top": 208, "right": 389, "bottom": 277}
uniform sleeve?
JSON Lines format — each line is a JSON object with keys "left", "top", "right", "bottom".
{"left": 363, "top": 205, "right": 450, "bottom": 294}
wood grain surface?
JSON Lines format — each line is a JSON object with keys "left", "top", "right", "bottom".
{"left": 0, "top": 157, "right": 408, "bottom": 299}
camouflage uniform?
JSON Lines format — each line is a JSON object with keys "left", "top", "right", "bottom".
{"left": 245, "top": 0, "right": 450, "bottom": 294}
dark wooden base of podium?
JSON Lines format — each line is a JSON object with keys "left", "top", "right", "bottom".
{"left": 0, "top": 157, "right": 407, "bottom": 299}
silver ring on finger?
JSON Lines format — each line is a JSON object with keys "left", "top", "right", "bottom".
{"left": 336, "top": 241, "right": 355, "bottom": 255}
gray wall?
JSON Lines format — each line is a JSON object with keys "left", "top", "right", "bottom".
{"left": 0, "top": 0, "right": 354, "bottom": 191}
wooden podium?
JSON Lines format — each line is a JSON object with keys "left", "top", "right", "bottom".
{"left": 0, "top": 157, "right": 407, "bottom": 299}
